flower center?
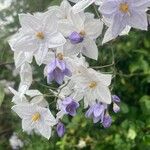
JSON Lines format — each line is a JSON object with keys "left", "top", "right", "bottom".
{"left": 32, "top": 112, "right": 41, "bottom": 122}
{"left": 57, "top": 53, "right": 64, "bottom": 60}
{"left": 119, "top": 3, "right": 129, "bottom": 13}
{"left": 89, "top": 81, "right": 97, "bottom": 89}
{"left": 79, "top": 30, "right": 86, "bottom": 36}
{"left": 36, "top": 32, "right": 45, "bottom": 40}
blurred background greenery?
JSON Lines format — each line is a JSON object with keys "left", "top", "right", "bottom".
{"left": 0, "top": 0, "right": 150, "bottom": 149}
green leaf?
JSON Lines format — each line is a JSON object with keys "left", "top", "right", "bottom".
{"left": 0, "top": 85, "right": 5, "bottom": 106}
{"left": 127, "top": 128, "right": 137, "bottom": 140}
{"left": 121, "top": 102, "right": 129, "bottom": 114}
{"left": 139, "top": 95, "right": 150, "bottom": 115}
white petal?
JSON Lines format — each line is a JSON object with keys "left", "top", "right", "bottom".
{"left": 72, "top": 0, "right": 94, "bottom": 14}
{"left": 25, "top": 90, "right": 42, "bottom": 97}
{"left": 82, "top": 38, "right": 98, "bottom": 60}
{"left": 44, "top": 109, "right": 57, "bottom": 126}
{"left": 111, "top": 13, "right": 126, "bottom": 37}
{"left": 84, "top": 19, "right": 103, "bottom": 39}
{"left": 19, "top": 13, "right": 41, "bottom": 31}
{"left": 127, "top": 11, "right": 148, "bottom": 30}
{"left": 58, "top": 20, "right": 77, "bottom": 37}
{"left": 132, "top": 0, "right": 150, "bottom": 10}
{"left": 98, "top": 73, "right": 112, "bottom": 86}
{"left": 37, "top": 123, "right": 52, "bottom": 139}
{"left": 97, "top": 85, "right": 111, "bottom": 104}
{"left": 22, "top": 119, "right": 33, "bottom": 132}
{"left": 48, "top": 32, "right": 66, "bottom": 48}
{"left": 43, "top": 13, "right": 57, "bottom": 33}
{"left": 12, "top": 104, "right": 34, "bottom": 119}
{"left": 102, "top": 27, "right": 114, "bottom": 44}
{"left": 14, "top": 52, "right": 29, "bottom": 68}
{"left": 12, "top": 32, "right": 38, "bottom": 52}
{"left": 34, "top": 43, "right": 49, "bottom": 65}
{"left": 19, "top": 63, "right": 32, "bottom": 90}
{"left": 69, "top": 11, "right": 85, "bottom": 29}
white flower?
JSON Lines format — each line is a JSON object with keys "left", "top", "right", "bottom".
{"left": 9, "top": 132, "right": 24, "bottom": 150}
{"left": 9, "top": 13, "right": 66, "bottom": 65}
{"left": 58, "top": 12, "right": 103, "bottom": 60}
{"left": 70, "top": 0, "right": 103, "bottom": 14}
{"left": 12, "top": 104, "right": 57, "bottom": 139}
{"left": 100, "top": 0, "right": 150, "bottom": 40}
{"left": 71, "top": 66, "right": 112, "bottom": 108}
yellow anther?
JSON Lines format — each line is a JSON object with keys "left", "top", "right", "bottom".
{"left": 36, "top": 32, "right": 44, "bottom": 40}
{"left": 80, "top": 30, "right": 86, "bottom": 36}
{"left": 32, "top": 112, "right": 41, "bottom": 122}
{"left": 119, "top": 3, "right": 129, "bottom": 13}
{"left": 57, "top": 53, "right": 64, "bottom": 60}
{"left": 89, "top": 81, "right": 97, "bottom": 89}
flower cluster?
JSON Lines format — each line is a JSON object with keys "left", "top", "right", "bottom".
{"left": 8, "top": 0, "right": 150, "bottom": 139}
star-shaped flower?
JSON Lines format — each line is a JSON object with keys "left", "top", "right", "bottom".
{"left": 58, "top": 12, "right": 103, "bottom": 60}
{"left": 72, "top": 66, "right": 112, "bottom": 108}
{"left": 12, "top": 104, "right": 57, "bottom": 139}
{"left": 100, "top": 0, "right": 150, "bottom": 38}
{"left": 9, "top": 13, "right": 66, "bottom": 65}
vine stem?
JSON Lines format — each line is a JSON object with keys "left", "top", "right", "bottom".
{"left": 0, "top": 62, "right": 14, "bottom": 66}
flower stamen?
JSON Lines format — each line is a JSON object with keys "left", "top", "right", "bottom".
{"left": 36, "top": 32, "right": 45, "bottom": 40}
{"left": 80, "top": 30, "right": 86, "bottom": 36}
{"left": 89, "top": 81, "right": 97, "bottom": 89}
{"left": 119, "top": 3, "right": 129, "bottom": 13}
{"left": 32, "top": 112, "right": 41, "bottom": 122}
{"left": 57, "top": 53, "right": 64, "bottom": 60}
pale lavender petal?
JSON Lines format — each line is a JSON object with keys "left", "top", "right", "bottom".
{"left": 102, "top": 115, "right": 112, "bottom": 128}
{"left": 111, "top": 13, "right": 126, "bottom": 37}
{"left": 47, "top": 72, "right": 54, "bottom": 84}
{"left": 93, "top": 104, "right": 104, "bottom": 117}
{"left": 113, "top": 103, "right": 120, "bottom": 113}
{"left": 64, "top": 68, "right": 72, "bottom": 77}
{"left": 56, "top": 122, "right": 65, "bottom": 137}
{"left": 53, "top": 68, "right": 64, "bottom": 84}
{"left": 68, "top": 31, "right": 84, "bottom": 44}
{"left": 93, "top": 116, "right": 101, "bottom": 123}
{"left": 112, "top": 95, "right": 120, "bottom": 103}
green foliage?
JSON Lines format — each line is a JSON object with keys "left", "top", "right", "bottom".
{"left": 0, "top": 0, "right": 150, "bottom": 150}
{"left": 0, "top": 85, "right": 5, "bottom": 106}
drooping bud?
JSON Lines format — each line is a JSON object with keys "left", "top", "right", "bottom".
{"left": 69, "top": 31, "right": 84, "bottom": 44}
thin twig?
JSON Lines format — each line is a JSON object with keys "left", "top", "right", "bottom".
{"left": 116, "top": 72, "right": 150, "bottom": 78}
{"left": 91, "top": 62, "right": 115, "bottom": 69}
{"left": 0, "top": 62, "right": 14, "bottom": 66}
{"left": 93, "top": 4, "right": 101, "bottom": 18}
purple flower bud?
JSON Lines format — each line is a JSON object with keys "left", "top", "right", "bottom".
{"left": 102, "top": 114, "right": 112, "bottom": 128}
{"left": 113, "top": 103, "right": 120, "bottom": 113}
{"left": 85, "top": 103, "right": 106, "bottom": 123}
{"left": 59, "top": 97, "right": 79, "bottom": 116}
{"left": 69, "top": 31, "right": 84, "bottom": 44}
{"left": 47, "top": 58, "right": 72, "bottom": 85}
{"left": 112, "top": 95, "right": 120, "bottom": 103}
{"left": 56, "top": 122, "right": 65, "bottom": 137}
